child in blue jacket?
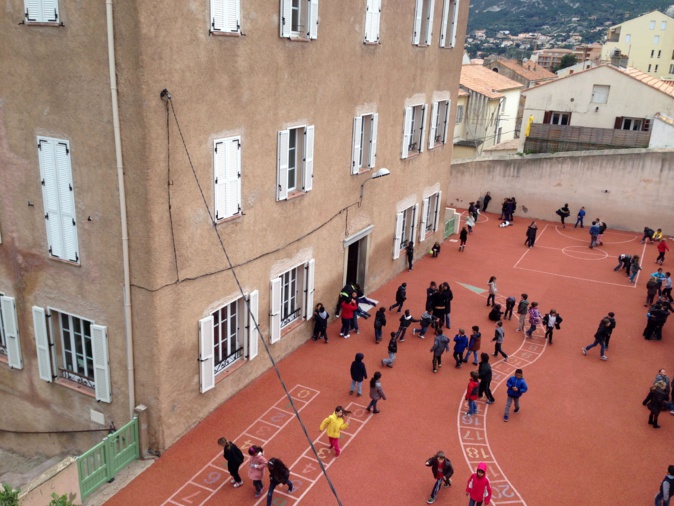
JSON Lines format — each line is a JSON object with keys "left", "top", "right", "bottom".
{"left": 503, "top": 369, "right": 528, "bottom": 422}
{"left": 453, "top": 329, "right": 469, "bottom": 368}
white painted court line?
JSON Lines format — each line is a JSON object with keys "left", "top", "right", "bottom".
{"left": 513, "top": 224, "right": 549, "bottom": 270}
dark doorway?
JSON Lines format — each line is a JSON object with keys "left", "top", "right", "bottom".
{"left": 346, "top": 241, "right": 360, "bottom": 287}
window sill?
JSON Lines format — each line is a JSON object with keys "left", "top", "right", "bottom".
{"left": 403, "top": 152, "right": 421, "bottom": 160}
{"left": 355, "top": 167, "right": 373, "bottom": 176}
{"left": 215, "top": 213, "right": 243, "bottom": 225}
{"left": 281, "top": 317, "right": 304, "bottom": 338}
{"left": 210, "top": 30, "right": 241, "bottom": 37}
{"left": 24, "top": 21, "right": 61, "bottom": 27}
{"left": 287, "top": 190, "right": 306, "bottom": 200}
{"left": 363, "top": 41, "right": 380, "bottom": 46}
{"left": 49, "top": 256, "right": 81, "bottom": 266}
{"left": 286, "top": 35, "right": 311, "bottom": 42}
{"left": 215, "top": 358, "right": 245, "bottom": 385}
{"left": 55, "top": 377, "right": 96, "bottom": 398}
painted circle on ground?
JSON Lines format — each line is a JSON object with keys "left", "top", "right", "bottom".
{"left": 562, "top": 246, "right": 608, "bottom": 260}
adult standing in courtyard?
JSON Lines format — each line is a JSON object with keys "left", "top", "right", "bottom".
{"left": 525, "top": 221, "right": 538, "bottom": 248}
{"left": 482, "top": 192, "right": 492, "bottom": 213}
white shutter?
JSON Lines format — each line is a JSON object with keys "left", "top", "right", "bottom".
{"left": 270, "top": 278, "right": 282, "bottom": 344}
{"left": 351, "top": 116, "right": 362, "bottom": 174}
{"left": 38, "top": 138, "right": 64, "bottom": 259}
{"left": 25, "top": 0, "right": 41, "bottom": 21}
{"left": 393, "top": 212, "right": 404, "bottom": 259}
{"left": 303, "top": 126, "right": 314, "bottom": 192}
{"left": 442, "top": 100, "right": 450, "bottom": 143}
{"left": 369, "top": 113, "right": 378, "bottom": 168}
{"left": 91, "top": 324, "right": 111, "bottom": 403}
{"left": 304, "top": 259, "right": 315, "bottom": 320}
{"left": 439, "top": 0, "right": 450, "bottom": 47}
{"left": 451, "top": 0, "right": 460, "bottom": 47}
{"left": 411, "top": 203, "right": 419, "bottom": 247}
{"left": 364, "top": 0, "right": 381, "bottom": 43}
{"left": 214, "top": 140, "right": 226, "bottom": 220}
{"left": 41, "top": 0, "right": 58, "bottom": 22}
{"left": 419, "top": 104, "right": 427, "bottom": 153}
{"left": 425, "top": 0, "right": 436, "bottom": 45}
{"left": 225, "top": 137, "right": 241, "bottom": 216}
{"left": 1, "top": 296, "right": 22, "bottom": 370}
{"left": 371, "top": 0, "right": 381, "bottom": 43}
{"left": 412, "top": 0, "right": 423, "bottom": 45}
{"left": 226, "top": 0, "right": 240, "bottom": 32}
{"left": 199, "top": 316, "right": 215, "bottom": 393}
{"left": 429, "top": 101, "right": 439, "bottom": 150}
{"left": 433, "top": 191, "right": 443, "bottom": 231}
{"left": 55, "top": 141, "right": 79, "bottom": 263}
{"left": 211, "top": 0, "right": 225, "bottom": 31}
{"left": 419, "top": 198, "right": 429, "bottom": 243}
{"left": 32, "top": 306, "right": 53, "bottom": 382}
{"left": 280, "top": 0, "right": 291, "bottom": 37}
{"left": 308, "top": 0, "right": 319, "bottom": 39}
{"left": 401, "top": 107, "right": 413, "bottom": 159}
{"left": 277, "top": 130, "right": 289, "bottom": 200}
{"left": 248, "top": 290, "right": 259, "bottom": 360}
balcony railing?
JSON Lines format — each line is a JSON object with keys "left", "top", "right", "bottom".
{"left": 524, "top": 123, "right": 650, "bottom": 154}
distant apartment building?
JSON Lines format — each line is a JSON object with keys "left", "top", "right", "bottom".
{"left": 532, "top": 44, "right": 600, "bottom": 71}
{"left": 602, "top": 10, "right": 674, "bottom": 79}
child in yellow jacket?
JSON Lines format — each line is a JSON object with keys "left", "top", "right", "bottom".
{"left": 320, "top": 406, "right": 350, "bottom": 457}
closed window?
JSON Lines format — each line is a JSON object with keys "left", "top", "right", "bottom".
{"left": 37, "top": 137, "right": 80, "bottom": 263}
{"left": 591, "top": 85, "right": 609, "bottom": 104}
{"left": 401, "top": 104, "right": 427, "bottom": 158}
{"left": 648, "top": 64, "right": 652, "bottom": 72}
{"left": 269, "top": 260, "right": 315, "bottom": 343}
{"left": 24, "top": 0, "right": 59, "bottom": 23}
{"left": 0, "top": 295, "right": 23, "bottom": 369}
{"left": 277, "top": 125, "right": 314, "bottom": 200}
{"left": 439, "top": 0, "right": 460, "bottom": 48}
{"left": 420, "top": 191, "right": 442, "bottom": 241}
{"left": 393, "top": 205, "right": 418, "bottom": 259}
{"left": 654, "top": 35, "right": 660, "bottom": 44}
{"left": 655, "top": 65, "right": 659, "bottom": 73}
{"left": 280, "top": 0, "right": 318, "bottom": 39}
{"left": 364, "top": 0, "right": 381, "bottom": 43}
{"left": 650, "top": 20, "right": 656, "bottom": 30}
{"left": 412, "top": 0, "right": 436, "bottom": 46}
{"left": 456, "top": 104, "right": 464, "bottom": 124}
{"left": 544, "top": 111, "right": 571, "bottom": 125}
{"left": 625, "top": 34, "right": 631, "bottom": 43}
{"left": 212, "top": 299, "right": 244, "bottom": 374}
{"left": 351, "top": 113, "right": 378, "bottom": 174}
{"left": 429, "top": 100, "right": 450, "bottom": 149}
{"left": 615, "top": 117, "right": 650, "bottom": 132}
{"left": 213, "top": 136, "right": 241, "bottom": 220}
{"left": 657, "top": 50, "right": 661, "bottom": 59}
{"left": 669, "top": 64, "right": 674, "bottom": 74}
{"left": 651, "top": 50, "right": 655, "bottom": 58}
{"left": 661, "top": 21, "right": 667, "bottom": 30}
{"left": 210, "top": 0, "right": 240, "bottom": 34}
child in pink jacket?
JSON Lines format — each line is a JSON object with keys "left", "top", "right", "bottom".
{"left": 466, "top": 462, "right": 492, "bottom": 506}
{"left": 247, "top": 445, "right": 268, "bottom": 498}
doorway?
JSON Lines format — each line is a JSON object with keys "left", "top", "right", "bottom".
{"left": 343, "top": 225, "right": 373, "bottom": 292}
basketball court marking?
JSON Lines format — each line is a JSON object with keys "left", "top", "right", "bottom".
{"left": 459, "top": 210, "right": 490, "bottom": 224}
{"left": 161, "top": 385, "right": 319, "bottom": 506}
{"left": 554, "top": 226, "right": 640, "bottom": 245}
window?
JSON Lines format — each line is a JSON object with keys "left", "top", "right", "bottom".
{"left": 661, "top": 21, "right": 667, "bottom": 30}
{"left": 591, "top": 85, "right": 609, "bottom": 104}
{"left": 351, "top": 113, "right": 379, "bottom": 174}
{"left": 544, "top": 111, "right": 571, "bottom": 125}
{"left": 393, "top": 205, "right": 418, "bottom": 258}
{"left": 37, "top": 137, "right": 80, "bottom": 263}
{"left": 277, "top": 125, "right": 314, "bottom": 200}
{"left": 210, "top": 0, "right": 240, "bottom": 34}
{"left": 364, "top": 0, "right": 381, "bottom": 43}
{"left": 0, "top": 295, "right": 23, "bottom": 369}
{"left": 654, "top": 36, "right": 660, "bottom": 44}
{"left": 669, "top": 64, "right": 674, "bottom": 74}
{"left": 420, "top": 191, "right": 442, "bottom": 241}
{"left": 24, "top": 0, "right": 59, "bottom": 23}
{"left": 456, "top": 104, "right": 464, "bottom": 124}
{"left": 614, "top": 117, "right": 650, "bottom": 131}
{"left": 412, "top": 0, "right": 435, "bottom": 46}
{"left": 401, "top": 104, "right": 427, "bottom": 159}
{"left": 429, "top": 100, "right": 450, "bottom": 149}
{"left": 651, "top": 50, "right": 655, "bottom": 58}
{"left": 280, "top": 0, "right": 318, "bottom": 39}
{"left": 270, "top": 260, "right": 315, "bottom": 343}
{"left": 650, "top": 20, "right": 656, "bottom": 30}
{"left": 213, "top": 136, "right": 241, "bottom": 220}
{"left": 625, "top": 34, "right": 631, "bottom": 43}
{"left": 32, "top": 306, "right": 111, "bottom": 402}
{"left": 439, "top": 0, "right": 460, "bottom": 48}
{"left": 655, "top": 65, "right": 659, "bottom": 73}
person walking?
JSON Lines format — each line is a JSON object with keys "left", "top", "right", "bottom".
{"left": 395, "top": 309, "right": 419, "bottom": 342}
{"left": 406, "top": 241, "right": 415, "bottom": 271}
{"left": 339, "top": 296, "right": 357, "bottom": 339}
{"left": 604, "top": 311, "right": 616, "bottom": 349}
{"left": 542, "top": 309, "right": 563, "bottom": 345}
{"left": 504, "top": 296, "right": 516, "bottom": 320}
{"left": 492, "top": 321, "right": 508, "bottom": 361}
{"left": 430, "top": 327, "right": 450, "bottom": 373}
{"left": 465, "top": 213, "right": 476, "bottom": 233}
{"left": 366, "top": 371, "right": 387, "bottom": 413}
{"left": 486, "top": 276, "right": 497, "bottom": 307}
{"left": 389, "top": 282, "right": 407, "bottom": 313}
{"left": 442, "top": 282, "right": 454, "bottom": 329}
{"left": 516, "top": 294, "right": 530, "bottom": 332}
{"left": 655, "top": 465, "right": 674, "bottom": 506}
{"left": 630, "top": 255, "right": 642, "bottom": 284}
{"left": 349, "top": 353, "right": 367, "bottom": 396}
{"left": 465, "top": 371, "right": 480, "bottom": 416}
{"left": 218, "top": 437, "right": 244, "bottom": 488}
{"left": 582, "top": 317, "right": 612, "bottom": 360}
{"left": 319, "top": 406, "right": 350, "bottom": 457}
{"left": 643, "top": 380, "right": 669, "bottom": 429}
{"left": 373, "top": 307, "right": 387, "bottom": 344}
{"left": 525, "top": 302, "right": 541, "bottom": 339}
{"left": 556, "top": 203, "right": 571, "bottom": 228}
{"left": 381, "top": 332, "right": 398, "bottom": 368}
{"left": 312, "top": 303, "right": 329, "bottom": 343}
{"left": 588, "top": 221, "right": 600, "bottom": 249}
{"left": 657, "top": 240, "right": 670, "bottom": 265}
{"left": 464, "top": 326, "right": 482, "bottom": 365}
{"left": 459, "top": 226, "right": 469, "bottom": 251}
{"left": 466, "top": 462, "right": 492, "bottom": 506}
{"left": 574, "top": 206, "right": 586, "bottom": 228}
{"left": 663, "top": 272, "right": 673, "bottom": 302}
{"left": 525, "top": 221, "right": 538, "bottom": 248}
{"left": 647, "top": 277, "right": 660, "bottom": 307}
{"left": 247, "top": 445, "right": 268, "bottom": 498}
{"left": 266, "top": 458, "right": 294, "bottom": 506}
{"left": 478, "top": 353, "right": 495, "bottom": 404}
{"left": 503, "top": 369, "right": 528, "bottom": 422}
{"left": 453, "top": 329, "right": 469, "bottom": 368}
{"left": 482, "top": 192, "right": 492, "bottom": 213}
{"left": 425, "top": 451, "right": 454, "bottom": 504}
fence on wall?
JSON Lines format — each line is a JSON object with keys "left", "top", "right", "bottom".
{"left": 524, "top": 124, "right": 650, "bottom": 154}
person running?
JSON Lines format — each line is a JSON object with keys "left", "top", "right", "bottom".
{"left": 389, "top": 282, "right": 407, "bottom": 313}
{"left": 312, "top": 303, "right": 329, "bottom": 343}
{"left": 492, "top": 321, "right": 508, "bottom": 361}
{"left": 630, "top": 255, "right": 642, "bottom": 284}
{"left": 582, "top": 318, "right": 612, "bottom": 361}
{"left": 655, "top": 465, "right": 674, "bottom": 506}
{"left": 349, "top": 353, "right": 367, "bottom": 397}
{"left": 525, "top": 302, "right": 541, "bottom": 339}
{"left": 604, "top": 312, "right": 616, "bottom": 349}
{"left": 643, "top": 380, "right": 669, "bottom": 429}
{"left": 459, "top": 226, "right": 469, "bottom": 251}
{"left": 574, "top": 206, "right": 586, "bottom": 228}
{"left": 478, "top": 353, "right": 495, "bottom": 404}
{"left": 516, "top": 294, "right": 530, "bottom": 332}
{"left": 542, "top": 309, "right": 563, "bottom": 345}
{"left": 504, "top": 296, "right": 516, "bottom": 320}
{"left": 453, "top": 329, "right": 469, "bottom": 368}
{"left": 657, "top": 240, "right": 670, "bottom": 265}
{"left": 503, "top": 369, "right": 528, "bottom": 422}
{"left": 381, "top": 332, "right": 398, "bottom": 368}
{"left": 465, "top": 371, "right": 480, "bottom": 416}
{"left": 319, "top": 406, "right": 350, "bottom": 457}
{"left": 395, "top": 309, "right": 419, "bottom": 342}
{"left": 218, "top": 437, "right": 244, "bottom": 488}
{"left": 556, "top": 203, "right": 571, "bottom": 228}
{"left": 366, "top": 372, "right": 387, "bottom": 413}
{"left": 373, "top": 307, "right": 387, "bottom": 344}
{"left": 466, "top": 462, "right": 492, "bottom": 506}
{"left": 247, "top": 445, "right": 268, "bottom": 498}
{"left": 425, "top": 451, "right": 454, "bottom": 504}
{"left": 414, "top": 311, "right": 438, "bottom": 339}
{"left": 430, "top": 327, "right": 450, "bottom": 373}
{"left": 266, "top": 458, "right": 294, "bottom": 506}
{"left": 464, "top": 326, "right": 482, "bottom": 365}
{"left": 486, "top": 277, "right": 497, "bottom": 307}
{"left": 525, "top": 221, "right": 538, "bottom": 248}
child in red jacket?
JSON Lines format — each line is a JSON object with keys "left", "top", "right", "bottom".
{"left": 465, "top": 371, "right": 479, "bottom": 416}
{"left": 466, "top": 462, "right": 492, "bottom": 506}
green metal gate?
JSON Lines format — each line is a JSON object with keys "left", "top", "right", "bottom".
{"left": 78, "top": 417, "right": 139, "bottom": 499}
{"left": 444, "top": 215, "right": 456, "bottom": 239}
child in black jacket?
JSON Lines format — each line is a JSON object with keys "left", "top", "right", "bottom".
{"left": 395, "top": 309, "right": 420, "bottom": 342}
{"left": 373, "top": 307, "right": 387, "bottom": 343}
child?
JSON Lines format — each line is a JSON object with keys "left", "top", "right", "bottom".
{"left": 431, "top": 241, "right": 441, "bottom": 257}
{"left": 504, "top": 296, "right": 516, "bottom": 320}
{"left": 366, "top": 371, "right": 387, "bottom": 413}
{"left": 373, "top": 307, "right": 387, "bottom": 343}
{"left": 339, "top": 295, "right": 357, "bottom": 339}
{"left": 312, "top": 303, "right": 329, "bottom": 342}
{"left": 453, "top": 329, "right": 468, "bottom": 368}
{"left": 630, "top": 255, "right": 642, "bottom": 284}
{"left": 641, "top": 227, "right": 655, "bottom": 244}
{"left": 426, "top": 281, "right": 438, "bottom": 311}
{"left": 516, "top": 294, "right": 529, "bottom": 331}
{"left": 654, "top": 464, "right": 674, "bottom": 506}
{"left": 218, "top": 437, "right": 244, "bottom": 488}
{"left": 425, "top": 451, "right": 454, "bottom": 505}
{"left": 465, "top": 214, "right": 475, "bottom": 233}
{"left": 663, "top": 272, "right": 673, "bottom": 302}
{"left": 459, "top": 227, "right": 468, "bottom": 252}
{"left": 491, "top": 321, "right": 508, "bottom": 361}
{"left": 464, "top": 326, "right": 481, "bottom": 365}
{"left": 247, "top": 445, "right": 268, "bottom": 498}
{"left": 430, "top": 327, "right": 450, "bottom": 373}
{"left": 643, "top": 380, "right": 668, "bottom": 429}
{"left": 389, "top": 283, "right": 407, "bottom": 313}
{"left": 486, "top": 277, "right": 497, "bottom": 307}
{"left": 319, "top": 406, "right": 350, "bottom": 457}
{"left": 414, "top": 311, "right": 438, "bottom": 339}
{"left": 503, "top": 369, "right": 528, "bottom": 422}
{"left": 465, "top": 462, "right": 492, "bottom": 505}
{"left": 654, "top": 228, "right": 664, "bottom": 242}
{"left": 574, "top": 206, "right": 586, "bottom": 228}
{"left": 266, "top": 458, "right": 294, "bottom": 505}
{"left": 381, "top": 332, "right": 398, "bottom": 368}
{"left": 542, "top": 309, "right": 563, "bottom": 344}
{"left": 488, "top": 304, "right": 503, "bottom": 322}
{"left": 349, "top": 353, "right": 367, "bottom": 396}
{"left": 656, "top": 239, "right": 670, "bottom": 266}
{"left": 525, "top": 302, "right": 541, "bottom": 339}
{"left": 395, "top": 309, "right": 420, "bottom": 342}
{"left": 465, "top": 371, "right": 480, "bottom": 416}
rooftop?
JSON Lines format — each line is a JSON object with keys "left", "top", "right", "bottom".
{"left": 492, "top": 58, "right": 557, "bottom": 82}
{"left": 460, "top": 64, "right": 524, "bottom": 99}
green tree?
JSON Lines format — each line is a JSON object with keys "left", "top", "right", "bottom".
{"left": 553, "top": 54, "right": 577, "bottom": 72}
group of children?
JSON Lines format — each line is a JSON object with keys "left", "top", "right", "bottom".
{"left": 424, "top": 451, "right": 493, "bottom": 505}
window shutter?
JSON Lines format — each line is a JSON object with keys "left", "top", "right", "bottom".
{"left": 91, "top": 324, "right": 112, "bottom": 403}
{"left": 393, "top": 212, "right": 404, "bottom": 259}
{"left": 369, "top": 113, "right": 378, "bottom": 168}
{"left": 643, "top": 119, "right": 651, "bottom": 132}
{"left": 225, "top": 137, "right": 241, "bottom": 216}
{"left": 543, "top": 111, "right": 552, "bottom": 124}
{"left": 280, "top": 0, "right": 291, "bottom": 37}
{"left": 412, "top": 0, "right": 423, "bottom": 45}
{"left": 614, "top": 117, "right": 622, "bottom": 129}
{"left": 211, "top": 0, "right": 225, "bottom": 31}
{"left": 38, "top": 139, "right": 65, "bottom": 259}
{"left": 401, "top": 107, "right": 413, "bottom": 159}
{"left": 270, "top": 278, "right": 282, "bottom": 344}
{"left": 277, "top": 130, "right": 289, "bottom": 200}
{"left": 433, "top": 191, "right": 443, "bottom": 231}
{"left": 226, "top": 0, "right": 240, "bottom": 32}
{"left": 429, "top": 102, "right": 439, "bottom": 150}
{"left": 439, "top": 0, "right": 450, "bottom": 47}
{"left": 248, "top": 290, "right": 259, "bottom": 360}
{"left": 304, "top": 259, "right": 315, "bottom": 320}
{"left": 41, "top": 0, "right": 58, "bottom": 22}
{"left": 308, "top": 0, "right": 319, "bottom": 39}
{"left": 26, "top": 0, "right": 41, "bottom": 21}
{"left": 450, "top": 0, "right": 460, "bottom": 47}
{"left": 351, "top": 116, "right": 363, "bottom": 174}
{"left": 214, "top": 140, "right": 226, "bottom": 220}
{"left": 364, "top": 0, "right": 381, "bottom": 43}
{"left": 303, "top": 125, "right": 314, "bottom": 192}
{"left": 372, "top": 0, "right": 381, "bottom": 43}
{"left": 55, "top": 142, "right": 79, "bottom": 263}
{"left": 32, "top": 306, "right": 53, "bottom": 382}
{"left": 199, "top": 316, "right": 215, "bottom": 393}
{"left": 442, "top": 100, "right": 450, "bottom": 143}
{"left": 425, "top": 0, "right": 436, "bottom": 45}
{"left": 419, "top": 198, "right": 429, "bottom": 243}
{"left": 411, "top": 203, "right": 419, "bottom": 247}
{"left": 1, "top": 296, "right": 23, "bottom": 370}
{"left": 419, "top": 104, "right": 427, "bottom": 153}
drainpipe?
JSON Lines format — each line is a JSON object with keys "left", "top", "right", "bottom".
{"left": 106, "top": 0, "right": 136, "bottom": 419}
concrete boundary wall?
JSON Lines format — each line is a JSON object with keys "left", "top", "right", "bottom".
{"left": 448, "top": 148, "right": 674, "bottom": 232}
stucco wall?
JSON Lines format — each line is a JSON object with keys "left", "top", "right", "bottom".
{"left": 448, "top": 149, "right": 674, "bottom": 232}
